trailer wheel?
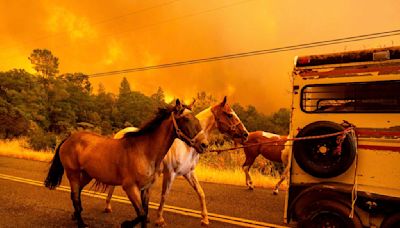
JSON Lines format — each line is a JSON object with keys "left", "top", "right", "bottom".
{"left": 298, "top": 200, "right": 362, "bottom": 228}
{"left": 381, "top": 212, "right": 400, "bottom": 228}
{"left": 293, "top": 121, "right": 356, "bottom": 178}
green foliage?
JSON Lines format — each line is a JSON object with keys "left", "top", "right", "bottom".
{"left": 192, "top": 91, "right": 217, "bottom": 114}
{"left": 0, "top": 98, "right": 30, "bottom": 139}
{"left": 1, "top": 49, "right": 290, "bottom": 157}
{"left": 116, "top": 78, "right": 158, "bottom": 127}
{"left": 0, "top": 69, "right": 47, "bottom": 126}
{"left": 0, "top": 69, "right": 46, "bottom": 138}
{"left": 270, "top": 108, "right": 290, "bottom": 135}
{"left": 151, "top": 87, "right": 166, "bottom": 107}
{"left": 119, "top": 77, "right": 131, "bottom": 95}
{"left": 27, "top": 129, "right": 57, "bottom": 151}
{"left": 232, "top": 103, "right": 290, "bottom": 134}
{"left": 28, "top": 49, "right": 59, "bottom": 78}
{"left": 60, "top": 73, "right": 91, "bottom": 94}
{"left": 95, "top": 83, "right": 118, "bottom": 134}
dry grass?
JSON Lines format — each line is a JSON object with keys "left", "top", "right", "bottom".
{"left": 0, "top": 138, "right": 53, "bottom": 162}
{"left": 0, "top": 139, "right": 287, "bottom": 190}
{"left": 195, "top": 163, "right": 287, "bottom": 190}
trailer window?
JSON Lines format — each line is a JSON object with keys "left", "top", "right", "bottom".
{"left": 301, "top": 81, "right": 400, "bottom": 113}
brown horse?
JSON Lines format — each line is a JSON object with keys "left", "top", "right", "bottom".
{"left": 104, "top": 96, "right": 248, "bottom": 226}
{"left": 242, "top": 131, "right": 290, "bottom": 194}
{"left": 44, "top": 100, "right": 208, "bottom": 228}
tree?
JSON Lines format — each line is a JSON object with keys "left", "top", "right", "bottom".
{"left": 0, "top": 69, "right": 47, "bottom": 130}
{"left": 60, "top": 73, "right": 91, "bottom": 94}
{"left": 270, "top": 108, "right": 290, "bottom": 135}
{"left": 192, "top": 91, "right": 217, "bottom": 114}
{"left": 119, "top": 77, "right": 131, "bottom": 96}
{"left": 151, "top": 87, "right": 165, "bottom": 105}
{"left": 97, "top": 83, "right": 106, "bottom": 94}
{"left": 231, "top": 103, "right": 289, "bottom": 133}
{"left": 58, "top": 73, "right": 94, "bottom": 126}
{"left": 0, "top": 98, "right": 30, "bottom": 139}
{"left": 95, "top": 83, "right": 118, "bottom": 134}
{"left": 46, "top": 78, "right": 75, "bottom": 133}
{"left": 116, "top": 77, "right": 132, "bottom": 127}
{"left": 129, "top": 91, "right": 157, "bottom": 126}
{"left": 28, "top": 49, "right": 59, "bottom": 78}
{"left": 116, "top": 77, "right": 157, "bottom": 127}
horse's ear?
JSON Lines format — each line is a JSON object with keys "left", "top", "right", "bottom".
{"left": 221, "top": 96, "right": 227, "bottom": 106}
{"left": 175, "top": 99, "right": 183, "bottom": 113}
{"left": 176, "top": 99, "right": 181, "bottom": 106}
{"left": 188, "top": 98, "right": 196, "bottom": 110}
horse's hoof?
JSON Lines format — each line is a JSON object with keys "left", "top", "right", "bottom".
{"left": 121, "top": 220, "right": 133, "bottom": 228}
{"left": 104, "top": 207, "right": 112, "bottom": 213}
{"left": 201, "top": 219, "right": 210, "bottom": 226}
{"left": 155, "top": 219, "right": 166, "bottom": 227}
{"left": 78, "top": 221, "right": 88, "bottom": 228}
{"left": 272, "top": 190, "right": 279, "bottom": 195}
{"left": 247, "top": 185, "right": 254, "bottom": 190}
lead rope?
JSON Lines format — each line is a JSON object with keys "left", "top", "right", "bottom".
{"left": 349, "top": 128, "right": 358, "bottom": 219}
{"left": 209, "top": 127, "right": 354, "bottom": 153}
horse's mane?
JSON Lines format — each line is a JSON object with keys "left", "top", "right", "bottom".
{"left": 123, "top": 105, "right": 175, "bottom": 138}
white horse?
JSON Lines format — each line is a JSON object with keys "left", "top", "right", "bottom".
{"left": 104, "top": 97, "right": 249, "bottom": 226}
{"left": 113, "top": 127, "right": 139, "bottom": 139}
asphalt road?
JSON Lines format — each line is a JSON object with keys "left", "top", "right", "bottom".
{"left": 0, "top": 156, "right": 291, "bottom": 228}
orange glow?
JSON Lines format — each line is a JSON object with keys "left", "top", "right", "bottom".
{"left": 47, "top": 6, "right": 97, "bottom": 41}
{"left": 164, "top": 93, "right": 175, "bottom": 103}
{"left": 1, "top": 1, "right": 400, "bottom": 113}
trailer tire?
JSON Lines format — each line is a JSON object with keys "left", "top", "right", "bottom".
{"left": 293, "top": 121, "right": 356, "bottom": 178}
{"left": 297, "top": 199, "right": 362, "bottom": 228}
{"left": 381, "top": 212, "right": 400, "bottom": 228}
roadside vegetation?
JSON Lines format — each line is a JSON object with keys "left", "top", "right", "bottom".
{"left": 0, "top": 48, "right": 289, "bottom": 189}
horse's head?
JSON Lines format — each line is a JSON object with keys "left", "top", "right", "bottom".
{"left": 211, "top": 96, "right": 249, "bottom": 143}
{"left": 172, "top": 99, "right": 208, "bottom": 153}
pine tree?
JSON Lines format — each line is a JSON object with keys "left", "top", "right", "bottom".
{"left": 119, "top": 77, "right": 131, "bottom": 96}
{"left": 28, "top": 49, "right": 59, "bottom": 78}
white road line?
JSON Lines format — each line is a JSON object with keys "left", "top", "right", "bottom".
{"left": 0, "top": 173, "right": 289, "bottom": 228}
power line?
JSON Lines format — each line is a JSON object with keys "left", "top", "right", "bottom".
{"left": 88, "top": 29, "right": 400, "bottom": 78}
{"left": 1, "top": 0, "right": 255, "bottom": 59}
{"left": 92, "top": 0, "right": 256, "bottom": 40}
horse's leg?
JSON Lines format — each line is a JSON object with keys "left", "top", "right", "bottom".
{"left": 183, "top": 171, "right": 209, "bottom": 226}
{"left": 155, "top": 171, "right": 176, "bottom": 227}
{"left": 242, "top": 154, "right": 257, "bottom": 190}
{"left": 67, "top": 171, "right": 88, "bottom": 228}
{"left": 273, "top": 147, "right": 290, "bottom": 195}
{"left": 122, "top": 184, "right": 146, "bottom": 228}
{"left": 273, "top": 165, "right": 289, "bottom": 195}
{"left": 104, "top": 186, "right": 115, "bottom": 213}
{"left": 141, "top": 188, "right": 150, "bottom": 223}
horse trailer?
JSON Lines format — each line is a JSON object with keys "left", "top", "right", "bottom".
{"left": 285, "top": 46, "right": 400, "bottom": 227}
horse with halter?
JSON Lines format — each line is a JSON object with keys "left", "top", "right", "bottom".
{"left": 104, "top": 96, "right": 249, "bottom": 226}
{"left": 242, "top": 131, "right": 290, "bottom": 194}
{"left": 44, "top": 99, "right": 208, "bottom": 228}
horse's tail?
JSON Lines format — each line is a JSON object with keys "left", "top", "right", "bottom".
{"left": 44, "top": 138, "right": 67, "bottom": 189}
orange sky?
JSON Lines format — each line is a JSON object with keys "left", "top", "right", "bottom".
{"left": 1, "top": 0, "right": 399, "bottom": 113}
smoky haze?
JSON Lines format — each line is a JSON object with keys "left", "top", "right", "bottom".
{"left": 1, "top": 0, "right": 399, "bottom": 113}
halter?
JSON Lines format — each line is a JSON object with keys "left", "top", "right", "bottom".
{"left": 228, "top": 121, "right": 242, "bottom": 131}
{"left": 171, "top": 113, "right": 204, "bottom": 147}
{"left": 211, "top": 107, "right": 242, "bottom": 133}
